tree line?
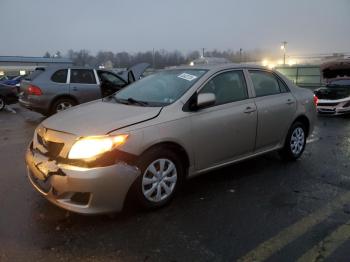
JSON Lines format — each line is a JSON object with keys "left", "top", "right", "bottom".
{"left": 43, "top": 49, "right": 265, "bottom": 69}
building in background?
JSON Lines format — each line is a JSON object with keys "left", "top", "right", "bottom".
{"left": 276, "top": 65, "right": 321, "bottom": 88}
{"left": 0, "top": 56, "right": 73, "bottom": 77}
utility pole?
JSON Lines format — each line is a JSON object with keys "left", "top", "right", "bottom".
{"left": 239, "top": 48, "right": 243, "bottom": 63}
{"left": 152, "top": 48, "right": 155, "bottom": 69}
{"left": 202, "top": 48, "right": 205, "bottom": 58}
{"left": 281, "top": 41, "right": 287, "bottom": 65}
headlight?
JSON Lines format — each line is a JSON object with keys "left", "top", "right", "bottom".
{"left": 68, "top": 134, "right": 128, "bottom": 160}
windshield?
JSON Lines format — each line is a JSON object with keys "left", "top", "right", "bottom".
{"left": 114, "top": 69, "right": 207, "bottom": 106}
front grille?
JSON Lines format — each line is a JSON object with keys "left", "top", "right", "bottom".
{"left": 317, "top": 103, "right": 339, "bottom": 107}
{"left": 37, "top": 134, "right": 64, "bottom": 158}
{"left": 318, "top": 109, "right": 336, "bottom": 115}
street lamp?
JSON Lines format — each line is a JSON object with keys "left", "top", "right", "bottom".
{"left": 239, "top": 48, "right": 243, "bottom": 63}
{"left": 281, "top": 41, "right": 287, "bottom": 65}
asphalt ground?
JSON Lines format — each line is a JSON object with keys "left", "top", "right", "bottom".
{"left": 1, "top": 104, "right": 350, "bottom": 262}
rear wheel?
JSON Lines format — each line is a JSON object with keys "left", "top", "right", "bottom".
{"left": 132, "top": 148, "right": 184, "bottom": 209}
{"left": 280, "top": 121, "right": 307, "bottom": 161}
{"left": 50, "top": 98, "right": 77, "bottom": 115}
{"left": 0, "top": 96, "right": 5, "bottom": 111}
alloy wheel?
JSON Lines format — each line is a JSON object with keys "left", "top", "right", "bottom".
{"left": 56, "top": 101, "right": 73, "bottom": 112}
{"left": 290, "top": 127, "right": 305, "bottom": 156}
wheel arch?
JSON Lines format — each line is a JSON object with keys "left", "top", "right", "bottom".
{"left": 123, "top": 141, "right": 190, "bottom": 210}
{"left": 293, "top": 114, "right": 310, "bottom": 137}
{"left": 49, "top": 94, "right": 79, "bottom": 110}
{"left": 139, "top": 141, "right": 190, "bottom": 173}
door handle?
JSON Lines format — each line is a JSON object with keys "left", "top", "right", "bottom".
{"left": 243, "top": 106, "right": 256, "bottom": 114}
{"left": 286, "top": 99, "right": 295, "bottom": 105}
{"left": 72, "top": 86, "right": 78, "bottom": 91}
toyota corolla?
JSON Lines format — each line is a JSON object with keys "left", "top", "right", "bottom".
{"left": 26, "top": 64, "right": 316, "bottom": 214}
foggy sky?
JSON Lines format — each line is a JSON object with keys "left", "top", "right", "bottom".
{"left": 1, "top": 0, "right": 349, "bottom": 56}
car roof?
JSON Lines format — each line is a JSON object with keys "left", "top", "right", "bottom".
{"left": 169, "top": 63, "right": 268, "bottom": 71}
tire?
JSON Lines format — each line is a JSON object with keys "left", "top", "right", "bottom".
{"left": 50, "top": 98, "right": 77, "bottom": 115}
{"left": 280, "top": 121, "right": 307, "bottom": 161}
{"left": 0, "top": 96, "right": 5, "bottom": 111}
{"left": 132, "top": 148, "right": 184, "bottom": 209}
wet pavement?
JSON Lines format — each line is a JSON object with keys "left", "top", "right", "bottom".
{"left": 1, "top": 104, "right": 350, "bottom": 261}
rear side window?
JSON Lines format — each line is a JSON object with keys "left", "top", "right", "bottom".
{"left": 249, "top": 71, "right": 281, "bottom": 97}
{"left": 25, "top": 68, "right": 45, "bottom": 81}
{"left": 199, "top": 70, "right": 248, "bottom": 106}
{"left": 51, "top": 69, "right": 68, "bottom": 83}
{"left": 278, "top": 78, "right": 289, "bottom": 93}
{"left": 70, "top": 69, "right": 96, "bottom": 84}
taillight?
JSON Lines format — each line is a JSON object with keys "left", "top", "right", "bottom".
{"left": 313, "top": 95, "right": 318, "bottom": 106}
{"left": 28, "top": 85, "right": 42, "bottom": 96}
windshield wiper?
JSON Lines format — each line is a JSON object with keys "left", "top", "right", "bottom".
{"left": 126, "top": 97, "right": 149, "bottom": 106}
{"left": 107, "top": 96, "right": 149, "bottom": 106}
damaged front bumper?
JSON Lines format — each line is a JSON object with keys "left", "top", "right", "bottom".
{"left": 317, "top": 99, "right": 350, "bottom": 115}
{"left": 26, "top": 144, "right": 140, "bottom": 214}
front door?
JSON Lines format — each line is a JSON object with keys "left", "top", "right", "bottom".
{"left": 190, "top": 70, "right": 257, "bottom": 171}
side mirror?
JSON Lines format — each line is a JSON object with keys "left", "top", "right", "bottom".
{"left": 196, "top": 93, "right": 216, "bottom": 109}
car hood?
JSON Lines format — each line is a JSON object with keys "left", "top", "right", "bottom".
{"left": 42, "top": 100, "right": 162, "bottom": 136}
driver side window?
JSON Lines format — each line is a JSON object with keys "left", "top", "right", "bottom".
{"left": 199, "top": 70, "right": 248, "bottom": 106}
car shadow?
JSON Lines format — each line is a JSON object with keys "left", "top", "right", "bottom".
{"left": 31, "top": 151, "right": 289, "bottom": 224}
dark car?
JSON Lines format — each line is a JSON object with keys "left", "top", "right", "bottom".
{"left": 0, "top": 83, "right": 18, "bottom": 110}
{"left": 1, "top": 75, "right": 26, "bottom": 87}
{"left": 19, "top": 63, "right": 149, "bottom": 116}
{"left": 314, "top": 78, "right": 350, "bottom": 115}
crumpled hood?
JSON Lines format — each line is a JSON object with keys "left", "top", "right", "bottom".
{"left": 42, "top": 100, "right": 162, "bottom": 136}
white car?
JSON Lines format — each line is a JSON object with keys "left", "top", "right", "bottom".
{"left": 314, "top": 78, "right": 350, "bottom": 115}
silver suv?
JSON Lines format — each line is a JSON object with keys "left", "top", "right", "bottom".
{"left": 26, "top": 64, "right": 316, "bottom": 214}
{"left": 19, "top": 63, "right": 149, "bottom": 116}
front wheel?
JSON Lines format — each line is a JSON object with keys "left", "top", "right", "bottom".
{"left": 132, "top": 148, "right": 184, "bottom": 209}
{"left": 280, "top": 122, "right": 307, "bottom": 161}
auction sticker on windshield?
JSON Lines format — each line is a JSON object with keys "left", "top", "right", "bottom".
{"left": 178, "top": 73, "right": 198, "bottom": 81}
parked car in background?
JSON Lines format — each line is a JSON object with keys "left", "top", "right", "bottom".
{"left": 19, "top": 63, "right": 149, "bottom": 116}
{"left": 0, "top": 83, "right": 18, "bottom": 110}
{"left": 2, "top": 75, "right": 26, "bottom": 87}
{"left": 26, "top": 64, "right": 316, "bottom": 214}
{"left": 314, "top": 78, "right": 350, "bottom": 115}
{"left": 0, "top": 76, "right": 9, "bottom": 82}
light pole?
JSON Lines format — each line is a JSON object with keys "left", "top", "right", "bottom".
{"left": 281, "top": 41, "right": 287, "bottom": 65}
{"left": 239, "top": 48, "right": 243, "bottom": 63}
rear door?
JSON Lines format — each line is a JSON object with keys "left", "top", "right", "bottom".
{"left": 69, "top": 69, "right": 100, "bottom": 103}
{"left": 248, "top": 70, "right": 296, "bottom": 151}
